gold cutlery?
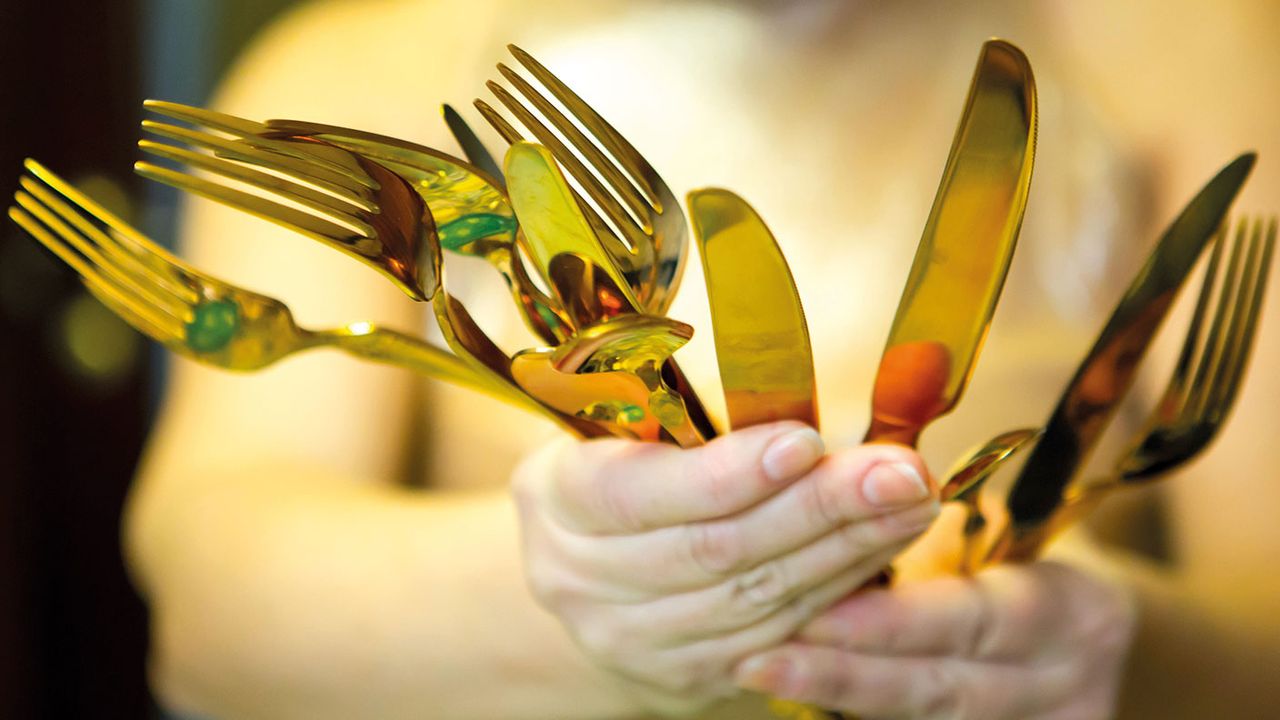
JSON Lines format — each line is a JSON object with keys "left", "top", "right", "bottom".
{"left": 475, "top": 44, "right": 686, "bottom": 315}
{"left": 864, "top": 39, "right": 1037, "bottom": 447}
{"left": 990, "top": 153, "right": 1257, "bottom": 563}
{"left": 136, "top": 103, "right": 441, "bottom": 301}
{"left": 141, "top": 101, "right": 571, "bottom": 343}
{"left": 442, "top": 102, "right": 505, "bottom": 188}
{"left": 1016, "top": 214, "right": 1274, "bottom": 555}
{"left": 9, "top": 159, "right": 490, "bottom": 392}
{"left": 504, "top": 142, "right": 710, "bottom": 444}
{"left": 689, "top": 188, "right": 819, "bottom": 430}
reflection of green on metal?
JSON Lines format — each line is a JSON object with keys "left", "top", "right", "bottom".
{"left": 579, "top": 401, "right": 646, "bottom": 425}
{"left": 185, "top": 298, "right": 240, "bottom": 352}
{"left": 438, "top": 213, "right": 516, "bottom": 251}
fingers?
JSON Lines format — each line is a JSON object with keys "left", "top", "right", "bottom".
{"left": 798, "top": 562, "right": 1134, "bottom": 662}
{"left": 735, "top": 644, "right": 1069, "bottom": 720}
{"left": 520, "top": 421, "right": 824, "bottom": 534}
{"left": 547, "top": 443, "right": 937, "bottom": 593}
{"left": 600, "top": 518, "right": 925, "bottom": 646}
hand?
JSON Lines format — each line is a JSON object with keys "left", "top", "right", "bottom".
{"left": 510, "top": 422, "right": 940, "bottom": 715}
{"left": 736, "top": 561, "right": 1137, "bottom": 719}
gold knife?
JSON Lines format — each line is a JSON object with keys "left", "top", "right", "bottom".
{"left": 865, "top": 38, "right": 1037, "bottom": 446}
{"left": 689, "top": 188, "right": 819, "bottom": 430}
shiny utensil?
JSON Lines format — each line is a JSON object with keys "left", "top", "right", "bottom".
{"left": 513, "top": 312, "right": 698, "bottom": 444}
{"left": 991, "top": 153, "right": 1257, "bottom": 563}
{"left": 8, "top": 159, "right": 493, "bottom": 394}
{"left": 136, "top": 101, "right": 441, "bottom": 301}
{"left": 264, "top": 115, "right": 571, "bottom": 344}
{"left": 936, "top": 428, "right": 1042, "bottom": 574}
{"left": 442, "top": 103, "right": 505, "bottom": 187}
{"left": 689, "top": 188, "right": 819, "bottom": 429}
{"left": 505, "top": 141, "right": 642, "bottom": 316}
{"left": 865, "top": 39, "right": 1037, "bottom": 446}
{"left": 140, "top": 101, "right": 570, "bottom": 343}
{"left": 475, "top": 44, "right": 687, "bottom": 315}
{"left": 505, "top": 144, "right": 712, "bottom": 444}
{"left": 1035, "top": 216, "right": 1275, "bottom": 548}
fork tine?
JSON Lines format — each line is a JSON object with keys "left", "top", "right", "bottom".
{"left": 13, "top": 186, "right": 189, "bottom": 322}
{"left": 487, "top": 74, "right": 652, "bottom": 252}
{"left": 1205, "top": 216, "right": 1275, "bottom": 421}
{"left": 1152, "top": 222, "right": 1226, "bottom": 424}
{"left": 142, "top": 120, "right": 375, "bottom": 202}
{"left": 135, "top": 161, "right": 381, "bottom": 256}
{"left": 18, "top": 174, "right": 198, "bottom": 307}
{"left": 1184, "top": 218, "right": 1249, "bottom": 417}
{"left": 143, "top": 100, "right": 379, "bottom": 190}
{"left": 507, "top": 45, "right": 660, "bottom": 203}
{"left": 138, "top": 139, "right": 378, "bottom": 228}
{"left": 9, "top": 199, "right": 185, "bottom": 339}
{"left": 472, "top": 99, "right": 525, "bottom": 144}
{"left": 495, "top": 62, "right": 654, "bottom": 224}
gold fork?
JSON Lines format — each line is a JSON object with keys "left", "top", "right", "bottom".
{"left": 7, "top": 159, "right": 496, "bottom": 395}
{"left": 475, "top": 44, "right": 687, "bottom": 316}
{"left": 135, "top": 102, "right": 442, "bottom": 301}
{"left": 1033, "top": 216, "right": 1276, "bottom": 544}
{"left": 983, "top": 216, "right": 1276, "bottom": 563}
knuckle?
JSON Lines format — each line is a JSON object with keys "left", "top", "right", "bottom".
{"left": 809, "top": 664, "right": 853, "bottom": 706}
{"left": 918, "top": 663, "right": 965, "bottom": 719}
{"left": 960, "top": 581, "right": 1000, "bottom": 660}
{"left": 802, "top": 473, "right": 847, "bottom": 527}
{"left": 731, "top": 560, "right": 791, "bottom": 609}
{"left": 689, "top": 446, "right": 743, "bottom": 514}
{"left": 686, "top": 521, "right": 746, "bottom": 576}
{"left": 523, "top": 555, "right": 567, "bottom": 608}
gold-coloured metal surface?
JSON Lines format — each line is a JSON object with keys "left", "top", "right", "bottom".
{"left": 136, "top": 106, "right": 441, "bottom": 301}
{"left": 937, "top": 428, "right": 1041, "bottom": 573}
{"left": 1007, "top": 215, "right": 1275, "bottom": 559}
{"left": 689, "top": 188, "right": 818, "bottom": 430}
{"left": 442, "top": 103, "right": 505, "bottom": 189}
{"left": 476, "top": 44, "right": 688, "bottom": 316}
{"left": 263, "top": 116, "right": 571, "bottom": 343}
{"left": 865, "top": 39, "right": 1037, "bottom": 446}
{"left": 549, "top": 312, "right": 702, "bottom": 447}
{"left": 8, "top": 159, "right": 493, "bottom": 393}
{"left": 505, "top": 143, "right": 708, "bottom": 444}
{"left": 504, "top": 141, "right": 643, "bottom": 313}
{"left": 992, "top": 153, "right": 1256, "bottom": 563}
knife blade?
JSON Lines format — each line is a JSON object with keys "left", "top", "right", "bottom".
{"left": 689, "top": 188, "right": 819, "bottom": 430}
{"left": 993, "top": 152, "right": 1256, "bottom": 562}
{"left": 865, "top": 38, "right": 1037, "bottom": 446}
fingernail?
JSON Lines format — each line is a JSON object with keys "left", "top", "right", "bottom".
{"left": 863, "top": 461, "right": 930, "bottom": 508}
{"left": 762, "top": 428, "right": 825, "bottom": 482}
{"left": 737, "top": 654, "right": 793, "bottom": 692}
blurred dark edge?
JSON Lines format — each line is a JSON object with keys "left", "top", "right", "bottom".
{"left": 0, "top": 1, "right": 296, "bottom": 717}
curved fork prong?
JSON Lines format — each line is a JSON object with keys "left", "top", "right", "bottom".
{"left": 506, "top": 44, "right": 660, "bottom": 203}
{"left": 139, "top": 139, "right": 377, "bottom": 231}
{"left": 18, "top": 175, "right": 198, "bottom": 307}
{"left": 1153, "top": 222, "right": 1226, "bottom": 425}
{"left": 1206, "top": 217, "right": 1275, "bottom": 422}
{"left": 9, "top": 203, "right": 184, "bottom": 340}
{"left": 495, "top": 62, "right": 654, "bottom": 224}
{"left": 135, "top": 161, "right": 381, "bottom": 257}
{"left": 142, "top": 120, "right": 375, "bottom": 203}
{"left": 1184, "top": 218, "right": 1248, "bottom": 419}
{"left": 143, "top": 100, "right": 379, "bottom": 190}
{"left": 13, "top": 187, "right": 189, "bottom": 322}
{"left": 485, "top": 79, "right": 649, "bottom": 255}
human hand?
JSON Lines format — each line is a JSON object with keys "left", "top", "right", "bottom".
{"left": 509, "top": 422, "right": 940, "bottom": 715}
{"left": 735, "top": 561, "right": 1137, "bottom": 719}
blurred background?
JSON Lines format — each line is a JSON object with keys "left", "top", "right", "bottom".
{"left": 1, "top": 1, "right": 1277, "bottom": 717}
{"left": 0, "top": 2, "right": 297, "bottom": 715}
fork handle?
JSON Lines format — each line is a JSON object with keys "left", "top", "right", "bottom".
{"left": 316, "top": 326, "right": 504, "bottom": 397}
